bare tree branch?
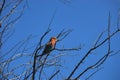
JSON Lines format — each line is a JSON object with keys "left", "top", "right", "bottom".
{"left": 49, "top": 70, "right": 60, "bottom": 80}
{"left": 0, "top": 0, "right": 5, "bottom": 16}
{"left": 55, "top": 47, "right": 81, "bottom": 51}
{"left": 32, "top": 9, "right": 57, "bottom": 80}
{"left": 57, "top": 29, "right": 73, "bottom": 42}
{"left": 85, "top": 67, "right": 103, "bottom": 80}
{"left": 67, "top": 12, "right": 120, "bottom": 80}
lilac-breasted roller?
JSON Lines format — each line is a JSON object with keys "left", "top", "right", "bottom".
{"left": 41, "top": 37, "right": 57, "bottom": 56}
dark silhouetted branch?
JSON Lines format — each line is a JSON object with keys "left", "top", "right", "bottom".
{"left": 0, "top": 0, "right": 6, "bottom": 16}
{"left": 67, "top": 12, "right": 120, "bottom": 80}
{"left": 85, "top": 68, "right": 103, "bottom": 80}
{"left": 49, "top": 70, "right": 60, "bottom": 80}
{"left": 57, "top": 29, "right": 73, "bottom": 42}
{"left": 55, "top": 47, "right": 81, "bottom": 51}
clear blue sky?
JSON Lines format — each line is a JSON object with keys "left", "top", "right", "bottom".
{"left": 8, "top": 0, "right": 120, "bottom": 80}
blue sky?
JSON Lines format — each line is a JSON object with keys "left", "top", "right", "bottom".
{"left": 6, "top": 0, "right": 120, "bottom": 80}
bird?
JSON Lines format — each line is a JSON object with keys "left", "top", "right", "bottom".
{"left": 40, "top": 37, "right": 57, "bottom": 56}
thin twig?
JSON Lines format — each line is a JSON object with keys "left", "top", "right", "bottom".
{"left": 55, "top": 47, "right": 81, "bottom": 51}
{"left": 85, "top": 67, "right": 103, "bottom": 80}
{"left": 0, "top": 0, "right": 6, "bottom": 16}
{"left": 49, "top": 70, "right": 60, "bottom": 80}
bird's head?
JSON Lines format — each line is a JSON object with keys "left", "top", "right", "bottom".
{"left": 49, "top": 37, "right": 57, "bottom": 46}
{"left": 50, "top": 37, "right": 57, "bottom": 42}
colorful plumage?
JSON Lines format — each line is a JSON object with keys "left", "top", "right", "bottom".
{"left": 41, "top": 37, "right": 57, "bottom": 56}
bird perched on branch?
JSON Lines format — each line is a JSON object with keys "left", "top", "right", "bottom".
{"left": 40, "top": 37, "right": 57, "bottom": 56}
